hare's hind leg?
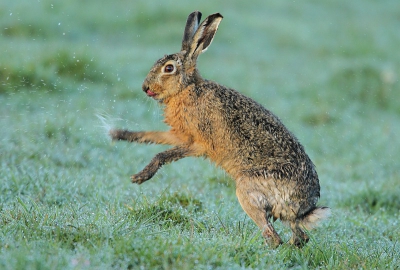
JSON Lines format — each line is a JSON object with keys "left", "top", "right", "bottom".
{"left": 236, "top": 180, "right": 283, "bottom": 248}
{"left": 289, "top": 221, "right": 309, "bottom": 248}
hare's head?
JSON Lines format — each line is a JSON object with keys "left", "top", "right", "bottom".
{"left": 142, "top": 11, "right": 223, "bottom": 102}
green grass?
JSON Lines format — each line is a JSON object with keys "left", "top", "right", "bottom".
{"left": 1, "top": 0, "right": 399, "bottom": 269}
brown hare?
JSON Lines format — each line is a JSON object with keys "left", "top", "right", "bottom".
{"left": 109, "top": 11, "right": 330, "bottom": 248}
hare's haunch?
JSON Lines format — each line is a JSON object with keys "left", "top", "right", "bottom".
{"left": 110, "top": 11, "right": 330, "bottom": 248}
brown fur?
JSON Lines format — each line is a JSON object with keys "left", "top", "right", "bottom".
{"left": 109, "top": 11, "right": 330, "bottom": 248}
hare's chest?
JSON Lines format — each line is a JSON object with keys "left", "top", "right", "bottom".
{"left": 164, "top": 102, "right": 200, "bottom": 138}
{"left": 164, "top": 103, "right": 192, "bottom": 127}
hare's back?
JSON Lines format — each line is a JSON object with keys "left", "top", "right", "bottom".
{"left": 196, "top": 82, "right": 317, "bottom": 180}
{"left": 210, "top": 84, "right": 303, "bottom": 157}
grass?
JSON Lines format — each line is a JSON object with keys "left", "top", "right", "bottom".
{"left": 1, "top": 0, "right": 399, "bottom": 269}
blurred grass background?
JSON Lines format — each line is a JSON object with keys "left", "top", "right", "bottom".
{"left": 1, "top": 0, "right": 399, "bottom": 269}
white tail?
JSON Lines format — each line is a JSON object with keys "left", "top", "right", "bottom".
{"left": 300, "top": 207, "right": 331, "bottom": 231}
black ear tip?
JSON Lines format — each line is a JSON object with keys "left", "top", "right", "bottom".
{"left": 189, "top": 10, "right": 202, "bottom": 21}
{"left": 195, "top": 11, "right": 202, "bottom": 23}
{"left": 193, "top": 10, "right": 202, "bottom": 16}
{"left": 206, "top": 13, "right": 223, "bottom": 21}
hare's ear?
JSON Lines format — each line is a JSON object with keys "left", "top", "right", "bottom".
{"left": 181, "top": 11, "right": 202, "bottom": 51}
{"left": 187, "top": 13, "right": 223, "bottom": 61}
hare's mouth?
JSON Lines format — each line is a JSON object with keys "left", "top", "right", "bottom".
{"left": 144, "top": 87, "right": 157, "bottom": 97}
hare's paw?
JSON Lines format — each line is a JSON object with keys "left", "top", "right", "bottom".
{"left": 131, "top": 174, "right": 144, "bottom": 184}
{"left": 131, "top": 171, "right": 153, "bottom": 184}
{"left": 109, "top": 129, "right": 122, "bottom": 140}
{"left": 109, "top": 129, "right": 132, "bottom": 141}
{"left": 264, "top": 237, "right": 283, "bottom": 249}
{"left": 289, "top": 234, "right": 309, "bottom": 248}
{"left": 262, "top": 224, "right": 283, "bottom": 249}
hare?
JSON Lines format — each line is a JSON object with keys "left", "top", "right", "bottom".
{"left": 109, "top": 11, "right": 330, "bottom": 248}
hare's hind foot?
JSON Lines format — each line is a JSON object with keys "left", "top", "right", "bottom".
{"left": 289, "top": 222, "right": 309, "bottom": 248}
{"left": 288, "top": 207, "right": 331, "bottom": 247}
{"left": 262, "top": 223, "right": 283, "bottom": 248}
{"left": 289, "top": 235, "right": 309, "bottom": 248}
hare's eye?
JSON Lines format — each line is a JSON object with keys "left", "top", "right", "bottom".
{"left": 164, "top": 64, "right": 175, "bottom": 73}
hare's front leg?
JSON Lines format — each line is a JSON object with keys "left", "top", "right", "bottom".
{"left": 109, "top": 130, "right": 182, "bottom": 146}
{"left": 236, "top": 178, "right": 283, "bottom": 248}
{"left": 131, "top": 146, "right": 193, "bottom": 184}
